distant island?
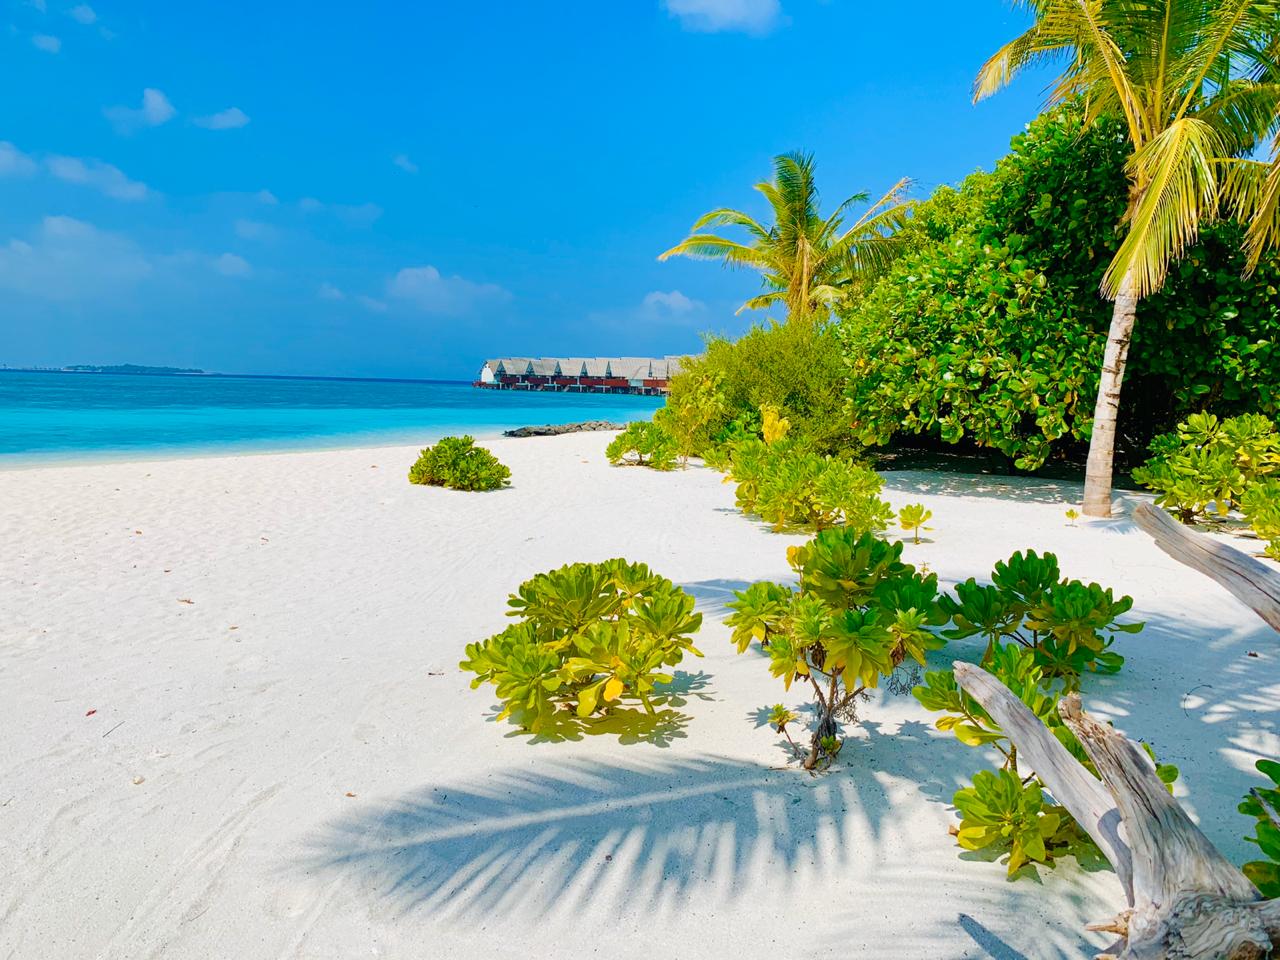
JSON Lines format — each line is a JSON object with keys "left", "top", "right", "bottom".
{"left": 62, "top": 364, "right": 206, "bottom": 376}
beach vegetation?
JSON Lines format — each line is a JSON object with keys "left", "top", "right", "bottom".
{"left": 726, "top": 439, "right": 892, "bottom": 533}
{"left": 971, "top": 2, "right": 1280, "bottom": 517}
{"left": 672, "top": 319, "right": 853, "bottom": 456}
{"left": 726, "top": 527, "right": 946, "bottom": 770}
{"left": 939, "top": 549, "right": 1138, "bottom": 689}
{"left": 841, "top": 102, "right": 1280, "bottom": 475}
{"left": 653, "top": 371, "right": 726, "bottom": 466}
{"left": 1242, "top": 481, "right": 1280, "bottom": 559}
{"left": 408, "top": 436, "right": 511, "bottom": 491}
{"left": 1134, "top": 413, "right": 1279, "bottom": 523}
{"left": 897, "top": 503, "right": 932, "bottom": 543}
{"left": 1239, "top": 759, "right": 1280, "bottom": 897}
{"left": 605, "top": 421, "right": 679, "bottom": 470}
{"left": 952, "top": 769, "right": 1075, "bottom": 878}
{"left": 460, "top": 559, "right": 703, "bottom": 735}
{"left": 659, "top": 151, "right": 912, "bottom": 322}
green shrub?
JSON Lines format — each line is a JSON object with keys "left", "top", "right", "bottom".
{"left": 674, "top": 320, "right": 854, "bottom": 456}
{"left": 1134, "top": 413, "right": 1279, "bottom": 523}
{"left": 408, "top": 436, "right": 511, "bottom": 491}
{"left": 915, "top": 642, "right": 1177, "bottom": 878}
{"left": 605, "top": 421, "right": 678, "bottom": 470}
{"left": 653, "top": 371, "right": 726, "bottom": 466}
{"left": 460, "top": 559, "right": 703, "bottom": 734}
{"left": 840, "top": 102, "right": 1280, "bottom": 470}
{"left": 1239, "top": 759, "right": 1280, "bottom": 897}
{"left": 726, "top": 437, "right": 891, "bottom": 532}
{"left": 938, "top": 549, "right": 1140, "bottom": 689}
{"left": 1241, "top": 480, "right": 1280, "bottom": 559}
{"left": 725, "top": 527, "right": 946, "bottom": 769}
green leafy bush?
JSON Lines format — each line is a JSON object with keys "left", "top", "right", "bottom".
{"left": 605, "top": 421, "right": 678, "bottom": 470}
{"left": 653, "top": 370, "right": 726, "bottom": 466}
{"left": 1241, "top": 480, "right": 1280, "bottom": 559}
{"left": 1134, "top": 413, "right": 1279, "bottom": 523}
{"left": 408, "top": 436, "right": 511, "bottom": 491}
{"left": 673, "top": 320, "right": 854, "bottom": 456}
{"left": 840, "top": 102, "right": 1280, "bottom": 470}
{"left": 1239, "top": 759, "right": 1280, "bottom": 897}
{"left": 938, "top": 549, "right": 1140, "bottom": 688}
{"left": 916, "top": 642, "right": 1177, "bottom": 878}
{"left": 726, "top": 527, "right": 946, "bottom": 769}
{"left": 726, "top": 437, "right": 892, "bottom": 532}
{"left": 460, "top": 559, "right": 703, "bottom": 734}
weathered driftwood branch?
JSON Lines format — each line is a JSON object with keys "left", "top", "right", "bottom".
{"left": 954, "top": 661, "right": 1280, "bottom": 960}
{"left": 1132, "top": 501, "right": 1280, "bottom": 633}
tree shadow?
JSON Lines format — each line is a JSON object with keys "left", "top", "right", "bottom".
{"left": 483, "top": 670, "right": 716, "bottom": 747}
{"left": 880, "top": 469, "right": 1089, "bottom": 506}
{"left": 680, "top": 577, "right": 788, "bottom": 618}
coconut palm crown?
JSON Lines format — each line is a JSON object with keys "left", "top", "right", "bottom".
{"left": 976, "top": 0, "right": 1280, "bottom": 516}
{"left": 658, "top": 151, "right": 912, "bottom": 321}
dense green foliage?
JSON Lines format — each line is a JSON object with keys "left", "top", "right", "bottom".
{"left": 1133, "top": 412, "right": 1279, "bottom": 526}
{"left": 840, "top": 104, "right": 1280, "bottom": 470}
{"left": 408, "top": 436, "right": 511, "bottom": 491}
{"left": 938, "top": 549, "right": 1139, "bottom": 690}
{"left": 725, "top": 527, "right": 946, "bottom": 769}
{"left": 726, "top": 437, "right": 892, "bottom": 532}
{"left": 653, "top": 371, "right": 726, "bottom": 466}
{"left": 605, "top": 421, "right": 678, "bottom": 470}
{"left": 460, "top": 560, "right": 702, "bottom": 734}
{"left": 1242, "top": 481, "right": 1280, "bottom": 560}
{"left": 1239, "top": 759, "right": 1280, "bottom": 897}
{"left": 670, "top": 320, "right": 852, "bottom": 456}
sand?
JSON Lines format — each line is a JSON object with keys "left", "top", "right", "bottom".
{"left": 1, "top": 433, "right": 1277, "bottom": 960}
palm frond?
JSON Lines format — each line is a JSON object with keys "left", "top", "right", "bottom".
{"left": 657, "top": 235, "right": 771, "bottom": 268}
{"left": 1103, "top": 116, "right": 1226, "bottom": 297}
{"left": 688, "top": 207, "right": 775, "bottom": 242}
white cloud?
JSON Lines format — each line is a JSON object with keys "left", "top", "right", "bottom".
{"left": 357, "top": 295, "right": 388, "bottom": 312}
{"left": 32, "top": 33, "right": 61, "bottom": 52}
{"left": 0, "top": 142, "right": 38, "bottom": 178}
{"left": 195, "top": 107, "right": 250, "bottom": 130}
{"left": 299, "top": 197, "right": 323, "bottom": 213}
{"left": 213, "top": 252, "right": 251, "bottom": 277}
{"left": 662, "top": 0, "right": 781, "bottom": 34}
{"left": 0, "top": 216, "right": 152, "bottom": 301}
{"left": 318, "top": 282, "right": 345, "bottom": 301}
{"left": 298, "top": 197, "right": 382, "bottom": 226}
{"left": 387, "top": 265, "right": 512, "bottom": 315}
{"left": 69, "top": 3, "right": 96, "bottom": 24}
{"left": 105, "top": 88, "right": 176, "bottom": 134}
{"left": 234, "top": 219, "right": 275, "bottom": 241}
{"left": 641, "top": 289, "right": 703, "bottom": 316}
{"left": 46, "top": 154, "right": 149, "bottom": 200}
{"left": 393, "top": 153, "right": 419, "bottom": 174}
{"left": 255, "top": 189, "right": 278, "bottom": 205}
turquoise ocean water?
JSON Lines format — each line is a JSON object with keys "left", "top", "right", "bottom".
{"left": 0, "top": 371, "right": 662, "bottom": 466}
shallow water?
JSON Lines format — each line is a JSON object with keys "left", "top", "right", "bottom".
{"left": 0, "top": 371, "right": 661, "bottom": 465}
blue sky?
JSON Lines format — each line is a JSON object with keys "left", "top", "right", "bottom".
{"left": 1, "top": 0, "right": 1050, "bottom": 379}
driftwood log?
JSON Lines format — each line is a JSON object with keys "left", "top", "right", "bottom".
{"left": 1131, "top": 501, "right": 1280, "bottom": 633}
{"left": 954, "top": 661, "right": 1280, "bottom": 959}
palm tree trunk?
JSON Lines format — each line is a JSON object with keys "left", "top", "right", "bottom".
{"left": 1082, "top": 269, "right": 1140, "bottom": 518}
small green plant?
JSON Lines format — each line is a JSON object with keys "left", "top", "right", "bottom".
{"left": 898, "top": 503, "right": 933, "bottom": 543}
{"left": 408, "top": 436, "right": 511, "bottom": 491}
{"left": 726, "top": 438, "right": 892, "bottom": 533}
{"left": 938, "top": 549, "right": 1139, "bottom": 688}
{"left": 654, "top": 372, "right": 726, "bottom": 467}
{"left": 605, "top": 421, "right": 678, "bottom": 470}
{"left": 953, "top": 769, "right": 1074, "bottom": 877}
{"left": 1239, "top": 759, "right": 1280, "bottom": 897}
{"left": 1133, "top": 413, "right": 1279, "bottom": 523}
{"left": 1064, "top": 507, "right": 1079, "bottom": 526}
{"left": 726, "top": 527, "right": 946, "bottom": 770}
{"left": 1241, "top": 480, "right": 1280, "bottom": 560}
{"left": 460, "top": 559, "right": 703, "bottom": 734}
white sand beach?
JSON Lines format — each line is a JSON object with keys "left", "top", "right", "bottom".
{"left": 2, "top": 433, "right": 1277, "bottom": 960}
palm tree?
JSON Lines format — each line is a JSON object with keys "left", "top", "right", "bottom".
{"left": 977, "top": 0, "right": 1280, "bottom": 517}
{"left": 658, "top": 151, "right": 912, "bottom": 321}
